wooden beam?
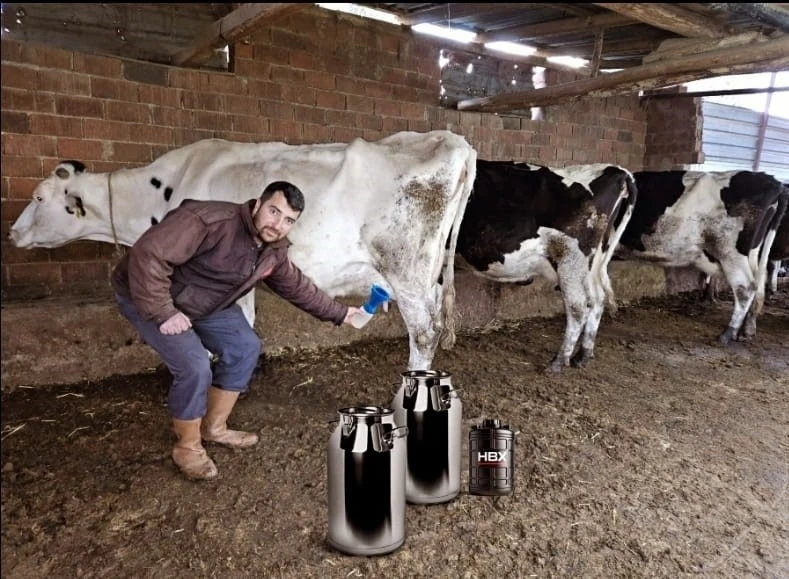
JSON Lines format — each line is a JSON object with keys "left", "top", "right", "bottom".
{"left": 481, "top": 12, "right": 635, "bottom": 43}
{"left": 457, "top": 35, "right": 789, "bottom": 111}
{"left": 593, "top": 3, "right": 730, "bottom": 38}
{"left": 172, "top": 3, "right": 305, "bottom": 67}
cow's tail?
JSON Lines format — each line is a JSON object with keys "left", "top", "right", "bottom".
{"left": 440, "top": 147, "right": 477, "bottom": 351}
{"left": 600, "top": 170, "right": 639, "bottom": 316}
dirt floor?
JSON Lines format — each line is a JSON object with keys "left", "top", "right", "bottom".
{"left": 1, "top": 289, "right": 788, "bottom": 578}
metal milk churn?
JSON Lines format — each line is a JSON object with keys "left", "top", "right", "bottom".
{"left": 392, "top": 370, "right": 462, "bottom": 504}
{"left": 327, "top": 406, "right": 408, "bottom": 556}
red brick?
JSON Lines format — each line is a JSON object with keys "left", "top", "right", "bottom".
{"left": 315, "top": 90, "right": 345, "bottom": 110}
{"left": 35, "top": 94, "right": 56, "bottom": 113}
{"left": 1, "top": 111, "right": 30, "bottom": 134}
{"left": 401, "top": 103, "right": 427, "bottom": 120}
{"left": 302, "top": 123, "right": 332, "bottom": 144}
{"left": 56, "top": 96, "right": 104, "bottom": 118}
{"left": 250, "top": 80, "right": 283, "bottom": 100}
{"left": 193, "top": 111, "right": 232, "bottom": 132}
{"left": 7, "top": 262, "right": 62, "bottom": 285}
{"left": 91, "top": 77, "right": 122, "bottom": 100}
{"left": 336, "top": 76, "right": 366, "bottom": 96}
{"left": 168, "top": 69, "right": 201, "bottom": 91}
{"left": 1, "top": 63, "right": 38, "bottom": 90}
{"left": 304, "top": 70, "right": 336, "bottom": 91}
{"left": 234, "top": 43, "right": 253, "bottom": 59}
{"left": 269, "top": 120, "right": 302, "bottom": 143}
{"left": 111, "top": 142, "right": 153, "bottom": 164}
{"left": 271, "top": 64, "right": 305, "bottom": 84}
{"left": 208, "top": 73, "right": 247, "bottom": 95}
{"left": 325, "top": 110, "right": 356, "bottom": 126}
{"left": 5, "top": 177, "right": 41, "bottom": 200}
{"left": 407, "top": 119, "right": 430, "bottom": 132}
{"left": 1, "top": 245, "right": 51, "bottom": 265}
{"left": 37, "top": 69, "right": 91, "bottom": 96}
{"left": 373, "top": 99, "right": 401, "bottom": 117}
{"left": 2, "top": 156, "right": 44, "bottom": 178}
{"left": 332, "top": 127, "right": 361, "bottom": 143}
{"left": 3, "top": 133, "right": 55, "bottom": 157}
{"left": 105, "top": 102, "right": 152, "bottom": 124}
{"left": 289, "top": 50, "right": 317, "bottom": 70}
{"left": 137, "top": 85, "right": 180, "bottom": 107}
{"left": 29, "top": 114, "right": 83, "bottom": 138}
{"left": 83, "top": 119, "right": 131, "bottom": 142}
{"left": 363, "top": 81, "right": 392, "bottom": 100}
{"left": 74, "top": 53, "right": 122, "bottom": 77}
{"left": 151, "top": 108, "right": 191, "bottom": 128}
{"left": 234, "top": 59, "right": 273, "bottom": 80}
{"left": 224, "top": 95, "right": 259, "bottom": 115}
{"left": 232, "top": 115, "right": 270, "bottom": 136}
{"left": 345, "top": 94, "right": 374, "bottom": 114}
{"left": 57, "top": 138, "right": 105, "bottom": 161}
{"left": 381, "top": 117, "right": 408, "bottom": 133}
{"left": 2, "top": 87, "right": 35, "bottom": 111}
{"left": 259, "top": 100, "right": 293, "bottom": 120}
{"left": 62, "top": 261, "right": 111, "bottom": 284}
{"left": 281, "top": 85, "right": 315, "bottom": 106}
{"left": 293, "top": 105, "right": 326, "bottom": 125}
{"left": 20, "top": 43, "right": 72, "bottom": 70}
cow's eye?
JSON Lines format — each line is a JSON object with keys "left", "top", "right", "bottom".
{"left": 35, "top": 195, "right": 43, "bottom": 202}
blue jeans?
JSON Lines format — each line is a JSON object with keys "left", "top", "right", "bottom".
{"left": 115, "top": 294, "right": 261, "bottom": 420}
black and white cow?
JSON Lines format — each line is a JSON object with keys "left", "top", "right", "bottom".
{"left": 767, "top": 201, "right": 789, "bottom": 294}
{"left": 455, "top": 160, "right": 638, "bottom": 371}
{"left": 9, "top": 132, "right": 477, "bottom": 370}
{"left": 618, "top": 170, "right": 788, "bottom": 343}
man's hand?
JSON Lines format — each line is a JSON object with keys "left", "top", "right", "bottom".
{"left": 160, "top": 311, "right": 192, "bottom": 335}
{"left": 343, "top": 306, "right": 364, "bottom": 326}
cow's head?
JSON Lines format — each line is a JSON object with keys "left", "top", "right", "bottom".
{"left": 8, "top": 161, "right": 99, "bottom": 249}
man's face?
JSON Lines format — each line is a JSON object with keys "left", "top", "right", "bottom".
{"left": 252, "top": 190, "right": 300, "bottom": 243}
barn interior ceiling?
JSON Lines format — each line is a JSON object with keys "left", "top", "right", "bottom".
{"left": 1, "top": 3, "right": 788, "bottom": 112}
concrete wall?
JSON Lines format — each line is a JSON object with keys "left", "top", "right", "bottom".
{"left": 0, "top": 262, "right": 666, "bottom": 391}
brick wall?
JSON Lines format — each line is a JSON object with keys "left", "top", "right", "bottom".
{"left": 1, "top": 5, "right": 658, "bottom": 301}
{"left": 642, "top": 86, "right": 704, "bottom": 170}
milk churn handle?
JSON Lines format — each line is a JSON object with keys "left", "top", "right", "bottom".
{"left": 383, "top": 426, "right": 409, "bottom": 443}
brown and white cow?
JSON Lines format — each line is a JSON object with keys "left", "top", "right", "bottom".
{"left": 9, "top": 132, "right": 477, "bottom": 370}
{"left": 455, "top": 160, "right": 638, "bottom": 371}
{"left": 618, "top": 170, "right": 788, "bottom": 343}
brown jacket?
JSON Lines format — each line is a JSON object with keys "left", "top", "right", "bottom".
{"left": 111, "top": 199, "right": 348, "bottom": 326}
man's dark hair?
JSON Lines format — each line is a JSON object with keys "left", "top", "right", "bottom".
{"left": 260, "top": 181, "right": 305, "bottom": 213}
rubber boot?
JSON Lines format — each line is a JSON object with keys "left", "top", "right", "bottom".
{"left": 201, "top": 386, "right": 259, "bottom": 448}
{"left": 171, "top": 418, "right": 218, "bottom": 481}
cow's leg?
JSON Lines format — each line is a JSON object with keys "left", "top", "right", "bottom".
{"left": 714, "top": 256, "right": 757, "bottom": 345}
{"left": 572, "top": 264, "right": 607, "bottom": 368}
{"left": 549, "top": 251, "right": 590, "bottom": 372}
{"left": 393, "top": 283, "right": 442, "bottom": 370}
{"left": 767, "top": 260, "right": 779, "bottom": 295}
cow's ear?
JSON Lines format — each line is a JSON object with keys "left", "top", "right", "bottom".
{"left": 54, "top": 160, "right": 87, "bottom": 179}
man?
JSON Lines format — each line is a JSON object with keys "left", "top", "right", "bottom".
{"left": 111, "top": 181, "right": 364, "bottom": 481}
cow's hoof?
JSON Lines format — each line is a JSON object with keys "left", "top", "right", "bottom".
{"left": 546, "top": 357, "right": 566, "bottom": 373}
{"left": 718, "top": 327, "right": 737, "bottom": 345}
